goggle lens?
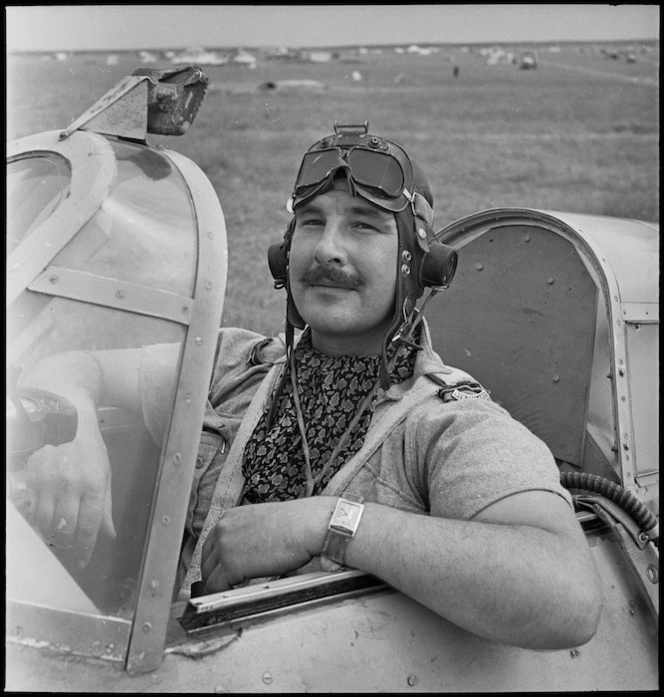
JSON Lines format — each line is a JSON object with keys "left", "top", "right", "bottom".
{"left": 346, "top": 150, "right": 404, "bottom": 198}
{"left": 296, "top": 150, "right": 343, "bottom": 191}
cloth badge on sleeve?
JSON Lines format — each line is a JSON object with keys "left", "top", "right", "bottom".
{"left": 438, "top": 380, "right": 491, "bottom": 403}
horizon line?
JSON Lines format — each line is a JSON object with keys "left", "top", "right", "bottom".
{"left": 7, "top": 36, "right": 660, "bottom": 56}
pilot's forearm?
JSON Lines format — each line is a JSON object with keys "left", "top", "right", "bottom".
{"left": 341, "top": 502, "right": 600, "bottom": 650}
{"left": 19, "top": 348, "right": 144, "bottom": 414}
{"left": 20, "top": 351, "right": 104, "bottom": 407}
{"left": 200, "top": 493, "right": 599, "bottom": 648}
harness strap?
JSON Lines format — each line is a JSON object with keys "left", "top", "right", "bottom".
{"left": 322, "top": 375, "right": 447, "bottom": 496}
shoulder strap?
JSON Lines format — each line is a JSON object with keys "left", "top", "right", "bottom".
{"left": 322, "top": 375, "right": 442, "bottom": 495}
{"left": 324, "top": 364, "right": 491, "bottom": 495}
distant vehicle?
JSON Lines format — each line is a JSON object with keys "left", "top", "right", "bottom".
{"left": 519, "top": 51, "right": 538, "bottom": 69}
{"left": 5, "top": 67, "right": 659, "bottom": 692}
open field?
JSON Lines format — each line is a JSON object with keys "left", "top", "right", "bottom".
{"left": 7, "top": 43, "right": 659, "bottom": 336}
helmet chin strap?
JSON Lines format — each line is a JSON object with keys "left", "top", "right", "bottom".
{"left": 378, "top": 300, "right": 421, "bottom": 390}
{"left": 377, "top": 204, "right": 430, "bottom": 390}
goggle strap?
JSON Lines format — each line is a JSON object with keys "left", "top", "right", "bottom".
{"left": 411, "top": 192, "right": 434, "bottom": 227}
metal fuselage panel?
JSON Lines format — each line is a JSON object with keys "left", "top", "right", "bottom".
{"left": 430, "top": 222, "right": 597, "bottom": 467}
{"left": 4, "top": 534, "right": 658, "bottom": 692}
{"left": 435, "top": 208, "right": 659, "bottom": 505}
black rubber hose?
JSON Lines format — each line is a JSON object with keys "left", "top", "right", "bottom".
{"left": 560, "top": 471, "right": 659, "bottom": 536}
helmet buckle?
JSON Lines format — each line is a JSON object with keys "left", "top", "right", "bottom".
{"left": 333, "top": 121, "right": 369, "bottom": 136}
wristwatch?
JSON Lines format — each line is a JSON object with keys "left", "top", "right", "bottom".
{"left": 321, "top": 495, "right": 365, "bottom": 566}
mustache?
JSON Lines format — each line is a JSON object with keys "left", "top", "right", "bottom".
{"left": 301, "top": 264, "right": 363, "bottom": 289}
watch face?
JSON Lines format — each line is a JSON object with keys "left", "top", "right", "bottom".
{"left": 332, "top": 499, "right": 365, "bottom": 534}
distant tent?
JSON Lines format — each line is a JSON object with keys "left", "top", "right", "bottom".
{"left": 232, "top": 48, "right": 257, "bottom": 67}
{"left": 139, "top": 51, "right": 159, "bottom": 64}
{"left": 308, "top": 51, "right": 333, "bottom": 63}
{"left": 172, "top": 47, "right": 228, "bottom": 65}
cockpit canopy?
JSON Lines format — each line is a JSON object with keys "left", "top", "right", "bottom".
{"left": 6, "top": 69, "right": 227, "bottom": 672}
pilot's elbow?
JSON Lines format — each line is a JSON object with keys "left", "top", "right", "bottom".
{"left": 525, "top": 570, "right": 603, "bottom": 650}
{"left": 578, "top": 585, "right": 603, "bottom": 645}
{"left": 560, "top": 574, "right": 603, "bottom": 648}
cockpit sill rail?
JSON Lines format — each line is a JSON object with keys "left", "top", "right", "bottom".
{"left": 176, "top": 569, "right": 387, "bottom": 637}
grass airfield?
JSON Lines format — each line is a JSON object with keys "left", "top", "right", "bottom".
{"left": 7, "top": 42, "right": 658, "bottom": 334}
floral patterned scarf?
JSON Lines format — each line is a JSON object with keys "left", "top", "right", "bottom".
{"left": 242, "top": 326, "right": 419, "bottom": 502}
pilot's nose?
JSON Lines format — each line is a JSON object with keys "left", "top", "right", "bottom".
{"left": 313, "top": 220, "right": 347, "bottom": 266}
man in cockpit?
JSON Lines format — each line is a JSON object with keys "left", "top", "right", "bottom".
{"left": 14, "top": 125, "right": 603, "bottom": 650}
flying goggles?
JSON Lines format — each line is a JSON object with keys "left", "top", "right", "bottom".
{"left": 287, "top": 122, "right": 434, "bottom": 226}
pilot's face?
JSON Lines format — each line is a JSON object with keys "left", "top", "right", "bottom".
{"left": 289, "top": 180, "right": 398, "bottom": 356}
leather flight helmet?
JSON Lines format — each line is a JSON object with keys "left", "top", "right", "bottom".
{"left": 268, "top": 123, "right": 458, "bottom": 388}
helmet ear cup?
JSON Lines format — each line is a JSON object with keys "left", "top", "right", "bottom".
{"left": 420, "top": 240, "right": 458, "bottom": 290}
{"left": 268, "top": 219, "right": 305, "bottom": 329}
{"left": 267, "top": 240, "right": 305, "bottom": 328}
{"left": 268, "top": 242, "right": 289, "bottom": 286}
{"left": 268, "top": 218, "right": 296, "bottom": 286}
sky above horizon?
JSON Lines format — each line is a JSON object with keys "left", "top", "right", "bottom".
{"left": 5, "top": 4, "right": 661, "bottom": 53}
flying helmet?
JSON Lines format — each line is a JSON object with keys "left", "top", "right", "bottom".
{"left": 268, "top": 122, "right": 457, "bottom": 388}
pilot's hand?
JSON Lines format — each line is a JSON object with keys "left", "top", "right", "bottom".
{"left": 200, "top": 497, "right": 335, "bottom": 593}
{"left": 10, "top": 426, "right": 116, "bottom": 569}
